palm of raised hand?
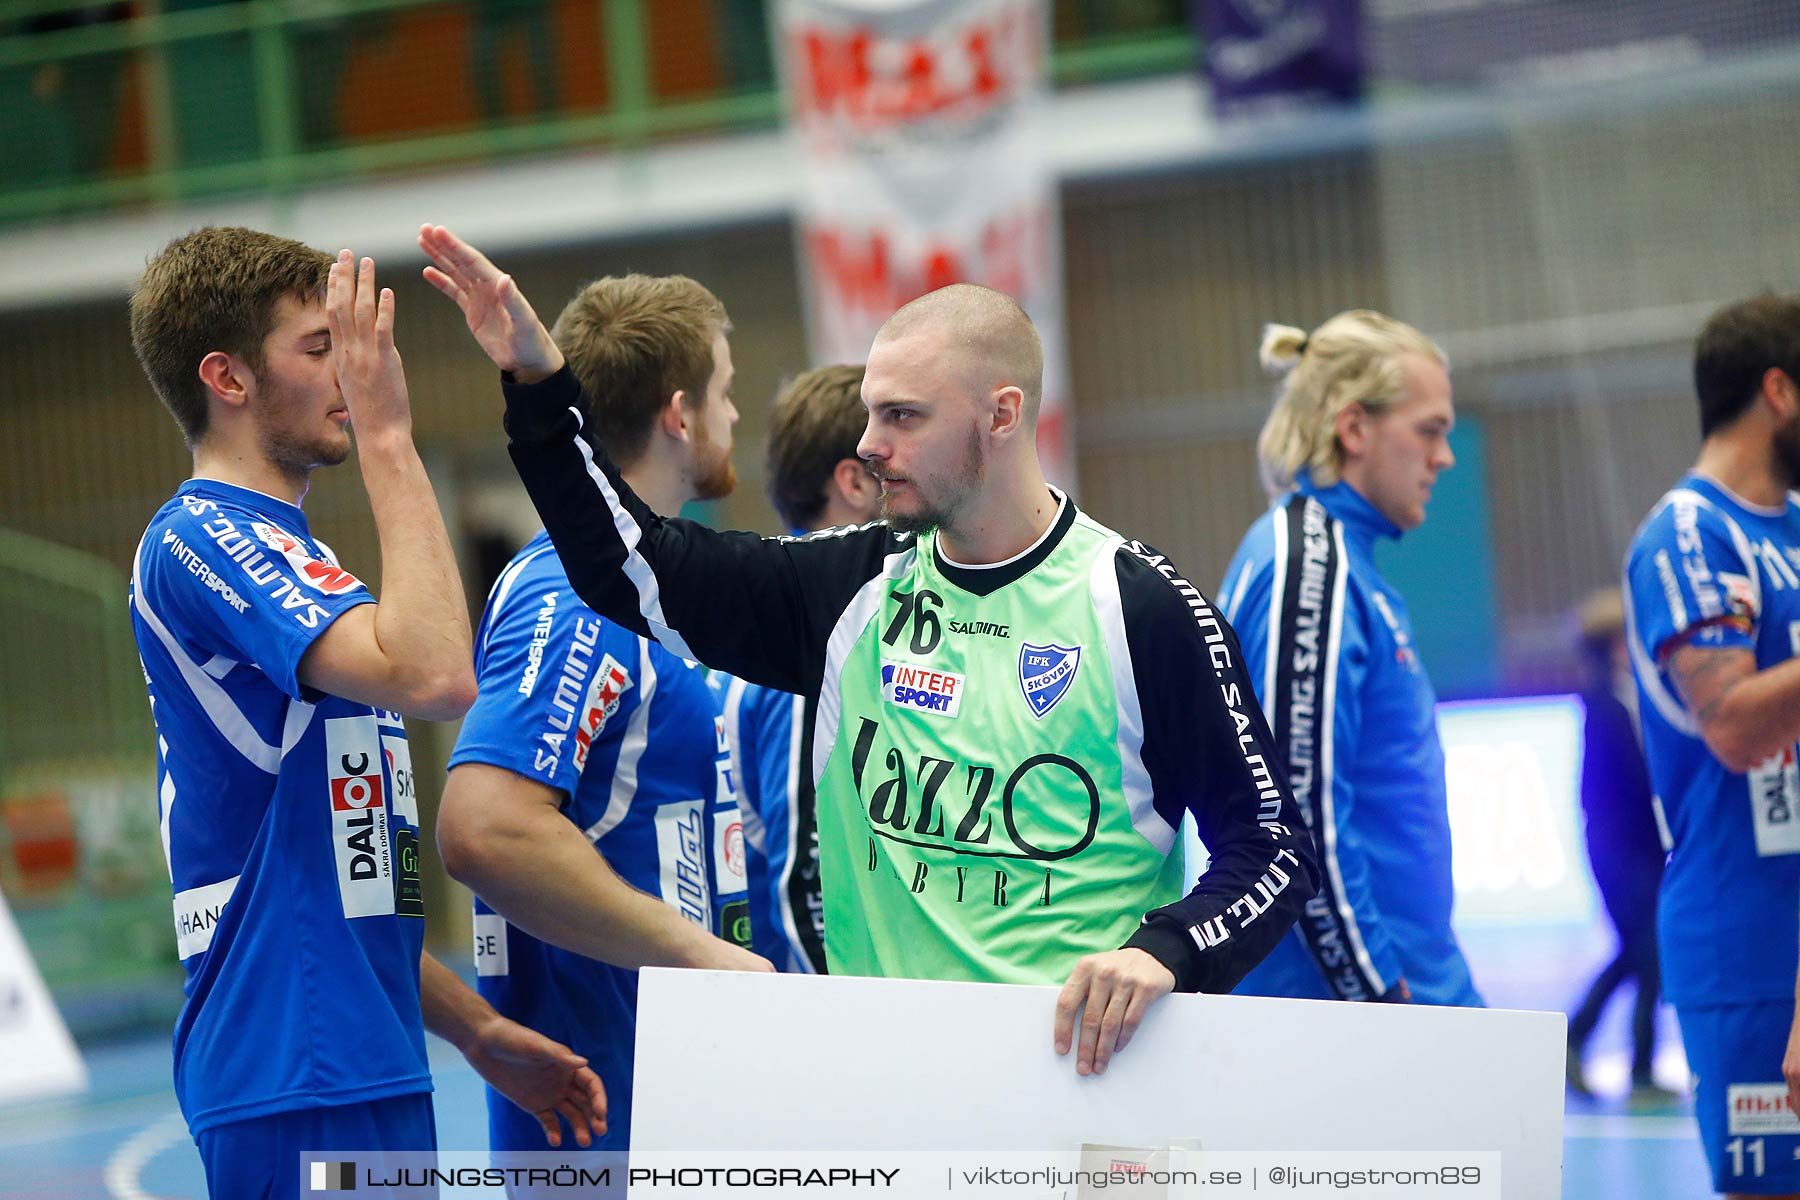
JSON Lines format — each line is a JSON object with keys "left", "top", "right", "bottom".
{"left": 417, "top": 223, "right": 562, "bottom": 380}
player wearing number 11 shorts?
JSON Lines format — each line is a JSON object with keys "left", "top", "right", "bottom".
{"left": 1625, "top": 293, "right": 1800, "bottom": 1198}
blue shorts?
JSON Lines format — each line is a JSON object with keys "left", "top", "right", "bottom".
{"left": 195, "top": 1091, "right": 437, "bottom": 1200}
{"left": 1677, "top": 1002, "right": 1800, "bottom": 1195}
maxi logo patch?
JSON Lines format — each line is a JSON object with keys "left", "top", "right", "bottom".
{"left": 1018, "top": 642, "right": 1081, "bottom": 718}
{"left": 571, "top": 654, "right": 633, "bottom": 773}
{"left": 250, "top": 521, "right": 363, "bottom": 595}
{"left": 880, "top": 661, "right": 963, "bottom": 718}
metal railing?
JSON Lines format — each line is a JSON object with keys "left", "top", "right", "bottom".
{"left": 0, "top": 525, "right": 175, "bottom": 1035}
{"left": 0, "top": 0, "right": 1195, "bottom": 225}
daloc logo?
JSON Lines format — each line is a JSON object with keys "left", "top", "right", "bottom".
{"left": 1018, "top": 642, "right": 1081, "bottom": 718}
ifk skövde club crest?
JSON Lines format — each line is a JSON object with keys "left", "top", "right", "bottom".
{"left": 1018, "top": 642, "right": 1081, "bottom": 718}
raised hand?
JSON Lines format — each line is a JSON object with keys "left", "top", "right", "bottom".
{"left": 326, "top": 250, "right": 412, "bottom": 439}
{"left": 417, "top": 224, "right": 564, "bottom": 383}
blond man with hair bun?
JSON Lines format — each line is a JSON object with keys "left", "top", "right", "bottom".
{"left": 1218, "top": 309, "right": 1484, "bottom": 1008}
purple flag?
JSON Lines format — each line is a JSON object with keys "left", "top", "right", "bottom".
{"left": 1198, "top": 0, "right": 1366, "bottom": 117}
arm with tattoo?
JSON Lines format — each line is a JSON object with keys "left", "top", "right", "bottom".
{"left": 1667, "top": 641, "right": 1800, "bottom": 772}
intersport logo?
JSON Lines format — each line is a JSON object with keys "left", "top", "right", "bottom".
{"left": 880, "top": 661, "right": 963, "bottom": 718}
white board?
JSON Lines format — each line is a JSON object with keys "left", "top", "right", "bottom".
{"left": 633, "top": 970, "right": 1563, "bottom": 1198}
{"left": 0, "top": 889, "right": 87, "bottom": 1104}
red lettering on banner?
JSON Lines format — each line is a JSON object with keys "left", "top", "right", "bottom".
{"left": 788, "top": 3, "right": 1037, "bottom": 130}
{"left": 804, "top": 204, "right": 1048, "bottom": 325}
{"left": 806, "top": 228, "right": 894, "bottom": 315}
{"left": 800, "top": 28, "right": 873, "bottom": 119}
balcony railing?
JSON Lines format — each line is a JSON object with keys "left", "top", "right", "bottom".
{"left": 0, "top": 0, "right": 1195, "bottom": 225}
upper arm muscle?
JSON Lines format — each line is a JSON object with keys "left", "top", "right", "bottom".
{"left": 298, "top": 604, "right": 473, "bottom": 719}
{"left": 297, "top": 605, "right": 397, "bottom": 709}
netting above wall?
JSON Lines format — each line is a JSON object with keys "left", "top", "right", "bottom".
{"left": 1063, "top": 51, "right": 1800, "bottom": 690}
{"left": 1371, "top": 0, "right": 1800, "bottom": 89}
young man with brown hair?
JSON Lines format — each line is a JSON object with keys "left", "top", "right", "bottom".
{"left": 128, "top": 227, "right": 603, "bottom": 1199}
{"left": 436, "top": 272, "right": 771, "bottom": 1159}
{"left": 764, "top": 363, "right": 880, "bottom": 535}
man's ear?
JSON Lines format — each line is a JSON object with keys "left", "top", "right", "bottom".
{"left": 832, "top": 457, "right": 876, "bottom": 504}
{"left": 1333, "top": 401, "right": 1370, "bottom": 460}
{"left": 1762, "top": 368, "right": 1800, "bottom": 423}
{"left": 658, "top": 390, "right": 691, "bottom": 442}
{"left": 197, "top": 351, "right": 252, "bottom": 412}
{"left": 989, "top": 385, "right": 1026, "bottom": 442}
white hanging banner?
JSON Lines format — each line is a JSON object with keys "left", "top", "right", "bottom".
{"left": 775, "top": 0, "right": 1076, "bottom": 490}
{"left": 0, "top": 888, "right": 88, "bottom": 1104}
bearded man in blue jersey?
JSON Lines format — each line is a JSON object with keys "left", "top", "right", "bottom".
{"left": 127, "top": 228, "right": 605, "bottom": 1199}
{"left": 436, "top": 271, "right": 774, "bottom": 1168}
{"left": 1626, "top": 293, "right": 1800, "bottom": 1199}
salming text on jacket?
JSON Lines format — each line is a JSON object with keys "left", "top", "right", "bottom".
{"left": 1220, "top": 475, "right": 1482, "bottom": 1006}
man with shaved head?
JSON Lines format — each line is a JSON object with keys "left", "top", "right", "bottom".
{"left": 859, "top": 285, "right": 1046, "bottom": 540}
{"left": 423, "top": 225, "right": 1318, "bottom": 1077}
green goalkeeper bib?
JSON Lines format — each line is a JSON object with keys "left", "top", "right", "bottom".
{"left": 815, "top": 506, "right": 1188, "bottom": 983}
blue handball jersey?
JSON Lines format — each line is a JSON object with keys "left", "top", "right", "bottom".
{"left": 1219, "top": 477, "right": 1482, "bottom": 1007}
{"left": 719, "top": 677, "right": 825, "bottom": 974}
{"left": 1626, "top": 473, "right": 1800, "bottom": 1008}
{"left": 129, "top": 480, "right": 429, "bottom": 1135}
{"left": 450, "top": 531, "right": 750, "bottom": 1151}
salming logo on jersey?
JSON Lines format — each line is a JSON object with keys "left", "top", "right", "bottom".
{"left": 1267, "top": 496, "right": 1384, "bottom": 1001}
{"left": 327, "top": 715, "right": 395, "bottom": 918}
{"left": 184, "top": 500, "right": 334, "bottom": 629}
{"left": 947, "top": 619, "right": 1010, "bottom": 637}
{"left": 532, "top": 615, "right": 603, "bottom": 780}
{"left": 1676, "top": 502, "right": 1723, "bottom": 614}
{"left": 1125, "top": 539, "right": 1288, "bottom": 837}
